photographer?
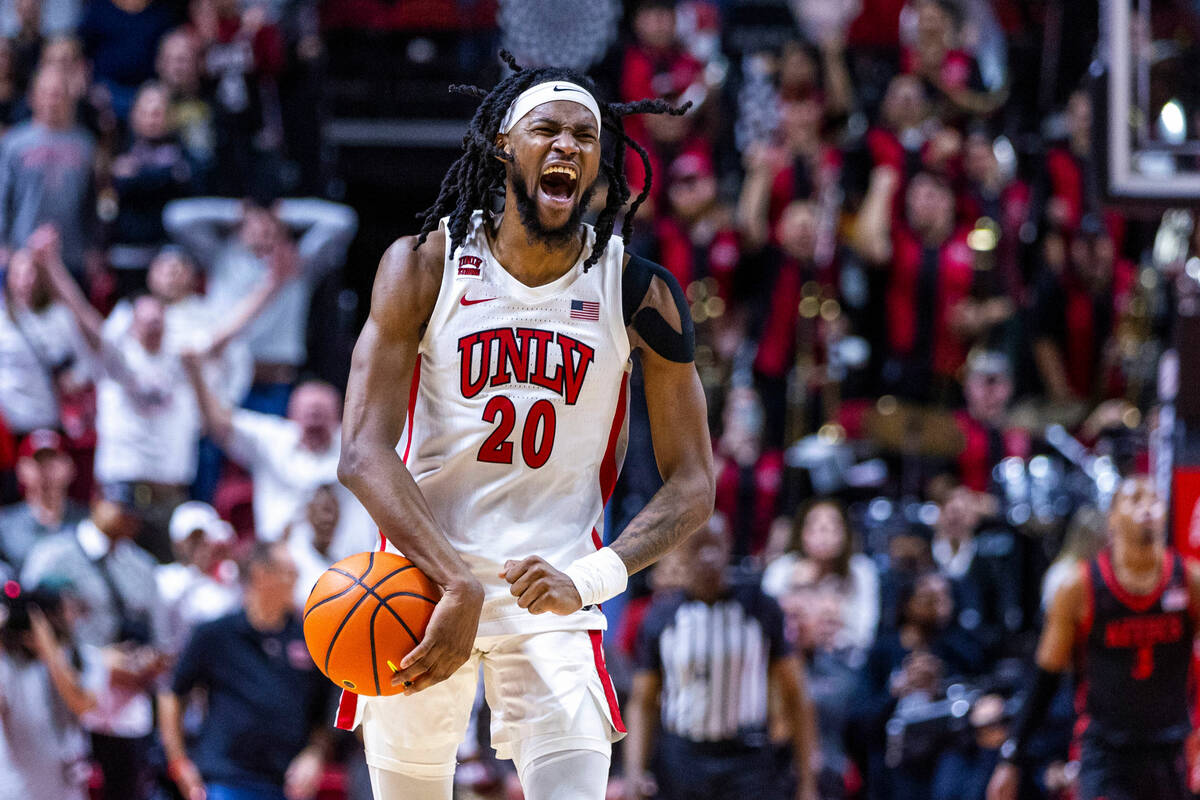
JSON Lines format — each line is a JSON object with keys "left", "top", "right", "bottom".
{"left": 853, "top": 571, "right": 985, "bottom": 800}
{"left": 21, "top": 488, "right": 168, "bottom": 800}
{"left": 0, "top": 581, "right": 94, "bottom": 800}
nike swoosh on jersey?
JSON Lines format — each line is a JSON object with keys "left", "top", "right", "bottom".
{"left": 460, "top": 296, "right": 498, "bottom": 306}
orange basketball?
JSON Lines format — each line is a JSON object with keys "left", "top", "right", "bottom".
{"left": 303, "top": 551, "right": 439, "bottom": 696}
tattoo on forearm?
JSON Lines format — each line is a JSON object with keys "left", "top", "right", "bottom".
{"left": 610, "top": 484, "right": 705, "bottom": 574}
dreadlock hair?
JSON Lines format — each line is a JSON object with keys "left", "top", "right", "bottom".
{"left": 413, "top": 50, "right": 690, "bottom": 272}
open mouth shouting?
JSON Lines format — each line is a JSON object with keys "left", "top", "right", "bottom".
{"left": 539, "top": 162, "right": 579, "bottom": 208}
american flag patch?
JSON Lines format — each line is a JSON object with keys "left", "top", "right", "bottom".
{"left": 570, "top": 299, "right": 600, "bottom": 320}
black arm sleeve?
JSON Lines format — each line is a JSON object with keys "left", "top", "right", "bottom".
{"left": 622, "top": 253, "right": 695, "bottom": 363}
{"left": 1003, "top": 665, "right": 1062, "bottom": 764}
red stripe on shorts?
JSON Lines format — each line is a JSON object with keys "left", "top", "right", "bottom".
{"left": 335, "top": 689, "right": 357, "bottom": 729}
{"left": 589, "top": 630, "right": 625, "bottom": 733}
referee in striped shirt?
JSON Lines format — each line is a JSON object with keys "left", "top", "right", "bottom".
{"left": 624, "top": 513, "right": 818, "bottom": 800}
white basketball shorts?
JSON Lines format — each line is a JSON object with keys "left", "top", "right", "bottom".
{"left": 343, "top": 629, "right": 626, "bottom": 778}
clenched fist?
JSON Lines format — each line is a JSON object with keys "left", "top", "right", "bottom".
{"left": 501, "top": 556, "right": 583, "bottom": 615}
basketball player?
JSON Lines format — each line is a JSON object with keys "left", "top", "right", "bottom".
{"left": 336, "top": 52, "right": 716, "bottom": 800}
{"left": 987, "top": 476, "right": 1200, "bottom": 800}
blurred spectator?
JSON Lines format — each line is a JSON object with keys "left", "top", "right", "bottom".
{"left": 740, "top": 196, "right": 840, "bottom": 444}
{"left": 625, "top": 515, "right": 817, "bottom": 800}
{"left": 931, "top": 486, "right": 1023, "bottom": 658}
{"left": 157, "top": 500, "right": 238, "bottom": 656}
{"left": 163, "top": 197, "right": 357, "bottom": 412}
{"left": 0, "top": 37, "right": 19, "bottom": 130}
{"left": 1030, "top": 215, "right": 1135, "bottom": 404}
{"left": 960, "top": 130, "right": 1029, "bottom": 299}
{"left": 780, "top": 577, "right": 861, "bottom": 798}
{"left": 77, "top": 0, "right": 179, "bottom": 120}
{"left": 853, "top": 571, "right": 984, "bottom": 800}
{"left": 188, "top": 0, "right": 285, "bottom": 197}
{"left": 36, "top": 35, "right": 117, "bottom": 146}
{"left": 712, "top": 386, "right": 783, "bottom": 556}
{"left": 185, "top": 360, "right": 373, "bottom": 550}
{"left": 0, "top": 66, "right": 98, "bottom": 279}
{"left": 0, "top": 0, "right": 79, "bottom": 40}
{"left": 952, "top": 349, "right": 1028, "bottom": 492}
{"left": 852, "top": 167, "right": 993, "bottom": 402}
{"left": 8, "top": 0, "right": 42, "bottom": 93}
{"left": 763, "top": 500, "right": 880, "bottom": 653}
{"left": 104, "top": 245, "right": 257, "bottom": 500}
{"left": 103, "top": 246, "right": 254, "bottom": 407}
{"left": 107, "top": 82, "right": 201, "bottom": 295}
{"left": 764, "top": 97, "right": 842, "bottom": 235}
{"left": 0, "top": 245, "right": 88, "bottom": 437}
{"left": 0, "top": 429, "right": 86, "bottom": 571}
{"left": 156, "top": 28, "right": 215, "bottom": 177}
{"left": 21, "top": 489, "right": 167, "bottom": 800}
{"left": 286, "top": 482, "right": 339, "bottom": 610}
{"left": 1041, "top": 89, "right": 1096, "bottom": 236}
{"left": 37, "top": 225, "right": 292, "bottom": 559}
{"left": 777, "top": 37, "right": 855, "bottom": 116}
{"left": 901, "top": 0, "right": 1002, "bottom": 119}
{"left": 35, "top": 226, "right": 196, "bottom": 560}
{"left": 647, "top": 151, "right": 741, "bottom": 312}
{"left": 159, "top": 540, "right": 333, "bottom": 800}
{"left": 620, "top": 0, "right": 710, "bottom": 212}
{"left": 865, "top": 74, "right": 932, "bottom": 185}
{"left": 0, "top": 582, "right": 94, "bottom": 800}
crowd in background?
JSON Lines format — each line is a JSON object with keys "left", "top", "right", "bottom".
{"left": 0, "top": 0, "right": 1195, "bottom": 799}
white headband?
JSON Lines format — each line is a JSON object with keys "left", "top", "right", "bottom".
{"left": 499, "top": 81, "right": 602, "bottom": 135}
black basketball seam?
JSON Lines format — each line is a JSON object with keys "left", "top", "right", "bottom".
{"left": 375, "top": 591, "right": 436, "bottom": 646}
{"left": 369, "top": 601, "right": 382, "bottom": 695}
{"left": 322, "top": 551, "right": 382, "bottom": 675}
{"left": 305, "top": 565, "right": 415, "bottom": 621}
{"left": 327, "top": 566, "right": 437, "bottom": 614}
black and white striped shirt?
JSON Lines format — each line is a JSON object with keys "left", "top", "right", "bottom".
{"left": 637, "top": 582, "right": 790, "bottom": 744}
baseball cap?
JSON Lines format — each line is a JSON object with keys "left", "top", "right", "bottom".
{"left": 169, "top": 501, "right": 234, "bottom": 544}
{"left": 18, "top": 429, "right": 65, "bottom": 460}
{"left": 966, "top": 349, "right": 1011, "bottom": 379}
{"left": 669, "top": 151, "right": 714, "bottom": 182}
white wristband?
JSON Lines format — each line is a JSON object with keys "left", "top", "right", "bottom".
{"left": 564, "top": 547, "right": 628, "bottom": 608}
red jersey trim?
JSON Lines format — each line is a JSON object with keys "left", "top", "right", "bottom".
{"left": 401, "top": 356, "right": 423, "bottom": 464}
{"left": 1097, "top": 549, "right": 1174, "bottom": 614}
{"left": 598, "top": 372, "right": 629, "bottom": 507}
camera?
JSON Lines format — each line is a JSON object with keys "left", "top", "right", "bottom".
{"left": 884, "top": 662, "right": 1024, "bottom": 769}
{"left": 0, "top": 582, "right": 64, "bottom": 636}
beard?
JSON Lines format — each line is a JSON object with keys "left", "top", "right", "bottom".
{"left": 506, "top": 155, "right": 597, "bottom": 250}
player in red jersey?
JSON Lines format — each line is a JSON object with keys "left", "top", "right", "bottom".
{"left": 988, "top": 476, "right": 1200, "bottom": 800}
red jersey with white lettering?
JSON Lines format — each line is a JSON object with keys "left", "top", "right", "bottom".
{"left": 390, "top": 212, "right": 631, "bottom": 636}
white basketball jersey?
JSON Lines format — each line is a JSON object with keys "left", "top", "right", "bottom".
{"left": 387, "top": 212, "right": 631, "bottom": 636}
